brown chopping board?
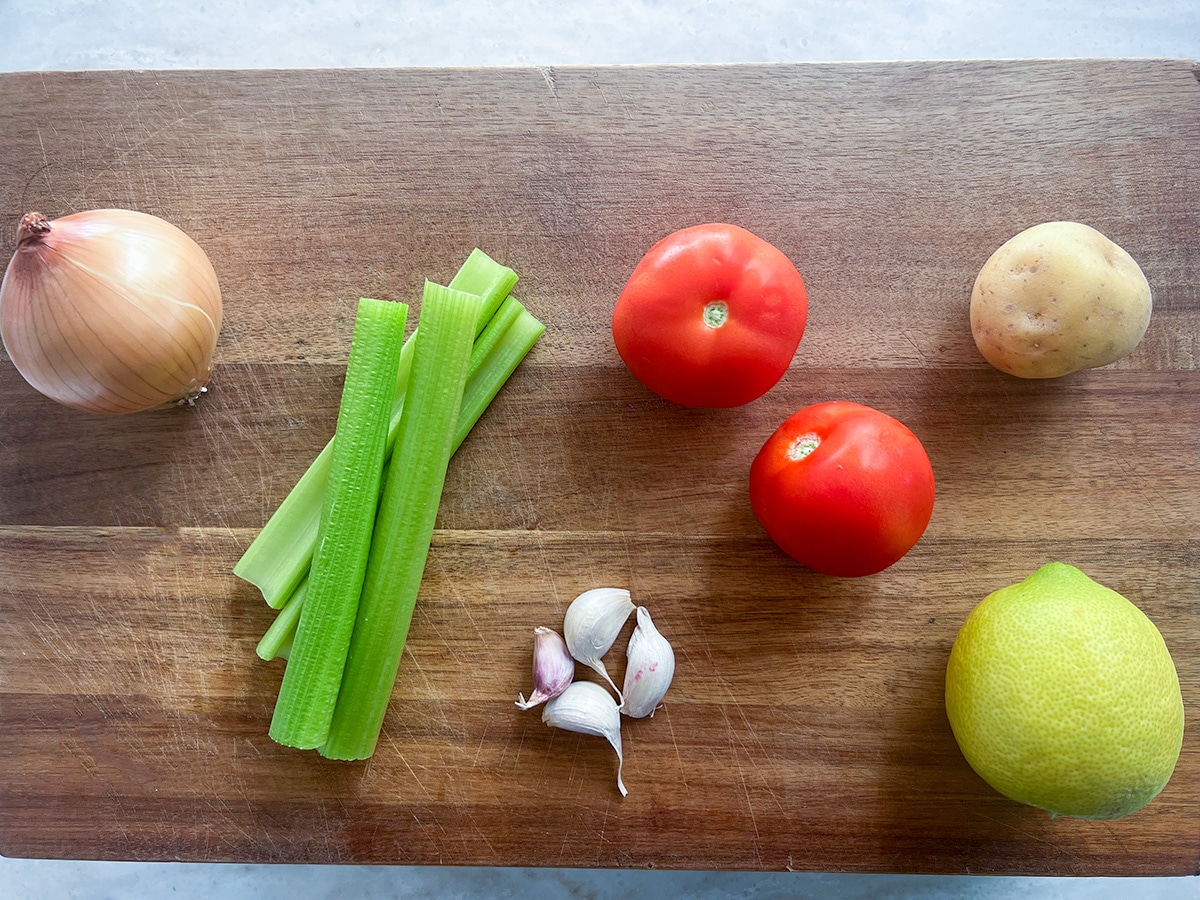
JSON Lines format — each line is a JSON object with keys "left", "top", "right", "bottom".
{"left": 0, "top": 60, "right": 1198, "bottom": 874}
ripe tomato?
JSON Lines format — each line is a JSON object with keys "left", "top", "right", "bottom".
{"left": 749, "top": 401, "right": 935, "bottom": 577}
{"left": 611, "top": 223, "right": 808, "bottom": 407}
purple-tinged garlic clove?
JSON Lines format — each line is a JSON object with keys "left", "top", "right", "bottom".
{"left": 516, "top": 626, "right": 574, "bottom": 710}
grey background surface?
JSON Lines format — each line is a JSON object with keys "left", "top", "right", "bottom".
{"left": 2, "top": 1, "right": 1198, "bottom": 897}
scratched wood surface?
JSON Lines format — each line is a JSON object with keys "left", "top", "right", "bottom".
{"left": 0, "top": 61, "right": 1198, "bottom": 874}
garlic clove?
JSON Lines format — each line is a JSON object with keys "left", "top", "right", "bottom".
{"left": 563, "top": 587, "right": 635, "bottom": 696}
{"left": 542, "top": 680, "right": 627, "bottom": 797}
{"left": 620, "top": 607, "right": 676, "bottom": 718}
{"left": 516, "top": 626, "right": 575, "bottom": 710}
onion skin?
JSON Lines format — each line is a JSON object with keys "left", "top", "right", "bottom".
{"left": 0, "top": 209, "right": 223, "bottom": 414}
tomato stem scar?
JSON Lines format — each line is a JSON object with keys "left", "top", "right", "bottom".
{"left": 788, "top": 433, "right": 821, "bottom": 460}
{"left": 702, "top": 301, "right": 728, "bottom": 329}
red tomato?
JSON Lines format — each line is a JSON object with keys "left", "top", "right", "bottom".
{"left": 611, "top": 223, "right": 808, "bottom": 407}
{"left": 749, "top": 401, "right": 935, "bottom": 577}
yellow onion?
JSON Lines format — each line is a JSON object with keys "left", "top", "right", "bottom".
{"left": 0, "top": 209, "right": 223, "bottom": 414}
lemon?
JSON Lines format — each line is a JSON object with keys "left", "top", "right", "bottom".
{"left": 945, "top": 562, "right": 1184, "bottom": 819}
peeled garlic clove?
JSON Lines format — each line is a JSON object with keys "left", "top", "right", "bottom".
{"left": 621, "top": 607, "right": 675, "bottom": 718}
{"left": 542, "top": 680, "right": 627, "bottom": 797}
{"left": 563, "top": 587, "right": 635, "bottom": 696}
{"left": 516, "top": 626, "right": 574, "bottom": 710}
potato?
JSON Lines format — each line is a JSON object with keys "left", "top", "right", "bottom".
{"left": 970, "top": 221, "right": 1152, "bottom": 379}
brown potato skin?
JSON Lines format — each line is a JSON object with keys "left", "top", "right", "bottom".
{"left": 970, "top": 222, "right": 1152, "bottom": 379}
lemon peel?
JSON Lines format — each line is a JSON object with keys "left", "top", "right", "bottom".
{"left": 945, "top": 562, "right": 1184, "bottom": 820}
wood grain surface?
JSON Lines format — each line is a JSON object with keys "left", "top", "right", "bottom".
{"left": 0, "top": 60, "right": 1198, "bottom": 874}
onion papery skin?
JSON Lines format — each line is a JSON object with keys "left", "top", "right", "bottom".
{"left": 0, "top": 209, "right": 223, "bottom": 414}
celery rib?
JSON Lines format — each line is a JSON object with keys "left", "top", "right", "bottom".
{"left": 255, "top": 299, "right": 546, "bottom": 657}
{"left": 454, "top": 303, "right": 545, "bottom": 452}
{"left": 268, "top": 298, "right": 408, "bottom": 750}
{"left": 234, "top": 250, "right": 518, "bottom": 609}
{"left": 320, "top": 282, "right": 481, "bottom": 760}
{"left": 256, "top": 577, "right": 306, "bottom": 661}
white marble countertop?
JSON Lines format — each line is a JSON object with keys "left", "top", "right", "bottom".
{"left": 2, "top": 2, "right": 1198, "bottom": 897}
{"left": 4, "top": 0, "right": 1200, "bottom": 69}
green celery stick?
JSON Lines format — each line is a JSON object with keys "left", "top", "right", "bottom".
{"left": 269, "top": 298, "right": 408, "bottom": 750}
{"left": 320, "top": 281, "right": 481, "bottom": 760}
{"left": 256, "top": 577, "right": 307, "bottom": 661}
{"left": 453, "top": 302, "right": 544, "bottom": 452}
{"left": 262, "top": 296, "right": 541, "bottom": 620}
{"left": 256, "top": 298, "right": 546, "bottom": 654}
{"left": 234, "top": 250, "right": 518, "bottom": 609}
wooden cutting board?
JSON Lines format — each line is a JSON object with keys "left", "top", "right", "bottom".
{"left": 1, "top": 60, "right": 1198, "bottom": 875}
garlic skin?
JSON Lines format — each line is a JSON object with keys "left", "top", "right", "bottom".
{"left": 542, "top": 680, "right": 627, "bottom": 797}
{"left": 621, "top": 607, "right": 675, "bottom": 718}
{"left": 563, "top": 587, "right": 635, "bottom": 696}
{"left": 516, "top": 627, "right": 574, "bottom": 710}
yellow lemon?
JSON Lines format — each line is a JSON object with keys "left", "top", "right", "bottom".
{"left": 945, "top": 562, "right": 1184, "bottom": 819}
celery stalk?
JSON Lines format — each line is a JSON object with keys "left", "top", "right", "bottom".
{"left": 454, "top": 302, "right": 545, "bottom": 452}
{"left": 256, "top": 299, "right": 545, "bottom": 656}
{"left": 320, "top": 282, "right": 481, "bottom": 760}
{"left": 234, "top": 250, "right": 517, "bottom": 609}
{"left": 262, "top": 296, "right": 541, "bottom": 621}
{"left": 268, "top": 298, "right": 408, "bottom": 750}
{"left": 256, "top": 577, "right": 306, "bottom": 661}
{"left": 455, "top": 247, "right": 519, "bottom": 334}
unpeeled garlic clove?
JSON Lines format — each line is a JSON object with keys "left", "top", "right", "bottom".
{"left": 516, "top": 626, "right": 574, "bottom": 710}
{"left": 563, "top": 587, "right": 635, "bottom": 696}
{"left": 620, "top": 607, "right": 675, "bottom": 718}
{"left": 542, "top": 680, "right": 627, "bottom": 797}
